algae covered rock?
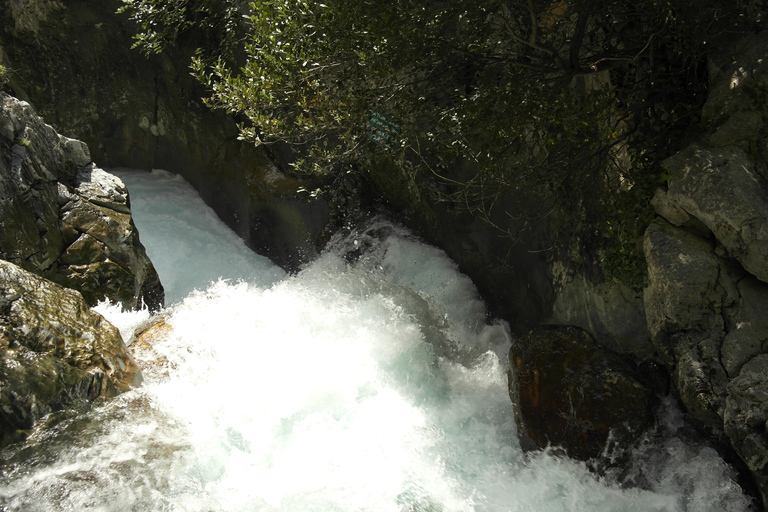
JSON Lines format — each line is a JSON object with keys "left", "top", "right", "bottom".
{"left": 0, "top": 259, "right": 142, "bottom": 446}
{"left": 508, "top": 325, "right": 657, "bottom": 462}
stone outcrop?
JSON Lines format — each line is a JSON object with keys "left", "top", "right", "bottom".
{"left": 663, "top": 144, "right": 768, "bottom": 283}
{"left": 508, "top": 325, "right": 657, "bottom": 462}
{"left": 643, "top": 29, "right": 768, "bottom": 508}
{"left": 0, "top": 92, "right": 163, "bottom": 310}
{"left": 0, "top": 259, "right": 142, "bottom": 446}
{"left": 643, "top": 221, "right": 730, "bottom": 425}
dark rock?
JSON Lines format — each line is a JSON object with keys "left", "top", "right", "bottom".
{"left": 0, "top": 259, "right": 142, "bottom": 446}
{"left": 508, "top": 325, "right": 657, "bottom": 462}
{"left": 548, "top": 272, "right": 653, "bottom": 360}
{"left": 643, "top": 220, "right": 729, "bottom": 425}
{"left": 725, "top": 354, "right": 768, "bottom": 508}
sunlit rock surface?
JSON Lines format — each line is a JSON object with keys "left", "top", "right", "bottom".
{"left": 58, "top": 165, "right": 164, "bottom": 309}
{"left": 0, "top": 92, "right": 163, "bottom": 310}
{"left": 0, "top": 259, "right": 142, "bottom": 446}
{"left": 508, "top": 325, "right": 657, "bottom": 462}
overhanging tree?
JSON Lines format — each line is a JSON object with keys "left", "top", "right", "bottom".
{"left": 120, "top": 0, "right": 762, "bottom": 285}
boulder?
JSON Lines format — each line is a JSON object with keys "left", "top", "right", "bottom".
{"left": 508, "top": 325, "right": 657, "bottom": 462}
{"left": 642, "top": 220, "right": 730, "bottom": 425}
{"left": 643, "top": 218, "right": 768, "bottom": 507}
{"left": 643, "top": 30, "right": 768, "bottom": 509}
{"left": 0, "top": 92, "right": 163, "bottom": 310}
{"left": 57, "top": 165, "right": 164, "bottom": 309}
{"left": 0, "top": 259, "right": 142, "bottom": 446}
{"left": 661, "top": 144, "right": 768, "bottom": 284}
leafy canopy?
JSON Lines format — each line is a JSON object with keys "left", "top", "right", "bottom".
{"left": 120, "top": 0, "right": 762, "bottom": 285}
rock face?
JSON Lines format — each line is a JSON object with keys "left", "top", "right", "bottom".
{"left": 663, "top": 144, "right": 768, "bottom": 282}
{"left": 508, "top": 325, "right": 657, "bottom": 462}
{"left": 643, "top": 29, "right": 768, "bottom": 509}
{"left": 0, "top": 92, "right": 163, "bottom": 310}
{"left": 0, "top": 259, "right": 142, "bottom": 446}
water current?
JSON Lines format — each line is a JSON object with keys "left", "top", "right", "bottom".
{"left": 0, "top": 168, "right": 755, "bottom": 511}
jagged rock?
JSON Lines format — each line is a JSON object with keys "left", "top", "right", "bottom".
{"left": 725, "top": 355, "right": 768, "bottom": 508}
{"left": 643, "top": 217, "right": 768, "bottom": 507}
{"left": 0, "top": 259, "right": 142, "bottom": 446}
{"left": 644, "top": 30, "right": 768, "bottom": 509}
{"left": 0, "top": 92, "right": 163, "bottom": 310}
{"left": 643, "top": 220, "right": 730, "bottom": 425}
{"left": 57, "top": 165, "right": 164, "bottom": 309}
{"left": 721, "top": 276, "right": 768, "bottom": 379}
{"left": 508, "top": 325, "right": 657, "bottom": 461}
{"left": 661, "top": 144, "right": 768, "bottom": 284}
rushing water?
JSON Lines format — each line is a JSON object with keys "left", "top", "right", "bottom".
{"left": 0, "top": 169, "right": 754, "bottom": 511}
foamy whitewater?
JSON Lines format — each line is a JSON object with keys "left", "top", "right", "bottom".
{"left": 0, "top": 169, "right": 754, "bottom": 511}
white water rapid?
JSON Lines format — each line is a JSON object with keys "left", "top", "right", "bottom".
{"left": 0, "top": 169, "right": 754, "bottom": 511}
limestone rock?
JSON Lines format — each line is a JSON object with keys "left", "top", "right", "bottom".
{"left": 644, "top": 202, "right": 768, "bottom": 508}
{"left": 663, "top": 144, "right": 768, "bottom": 284}
{"left": 721, "top": 277, "right": 768, "bottom": 379}
{"left": 0, "top": 92, "right": 163, "bottom": 310}
{"left": 0, "top": 259, "right": 142, "bottom": 446}
{"left": 643, "top": 220, "right": 729, "bottom": 425}
{"left": 508, "top": 325, "right": 657, "bottom": 461}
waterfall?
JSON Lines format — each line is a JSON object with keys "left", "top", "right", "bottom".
{"left": 0, "top": 169, "right": 752, "bottom": 511}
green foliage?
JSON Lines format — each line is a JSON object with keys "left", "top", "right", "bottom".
{"left": 117, "top": 0, "right": 244, "bottom": 60}
{"left": 120, "top": 0, "right": 764, "bottom": 287}
{"left": 0, "top": 64, "right": 8, "bottom": 87}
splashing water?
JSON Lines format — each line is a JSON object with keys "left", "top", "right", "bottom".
{"left": 0, "top": 169, "right": 752, "bottom": 511}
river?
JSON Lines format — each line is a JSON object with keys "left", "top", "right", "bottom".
{"left": 0, "top": 168, "right": 753, "bottom": 511}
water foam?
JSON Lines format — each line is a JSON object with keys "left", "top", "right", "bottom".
{"left": 0, "top": 169, "right": 753, "bottom": 511}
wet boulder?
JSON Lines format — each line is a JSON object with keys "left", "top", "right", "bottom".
{"left": 0, "top": 92, "right": 163, "bottom": 310}
{"left": 57, "top": 165, "right": 164, "bottom": 310}
{"left": 508, "top": 325, "right": 657, "bottom": 461}
{"left": 0, "top": 259, "right": 142, "bottom": 446}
